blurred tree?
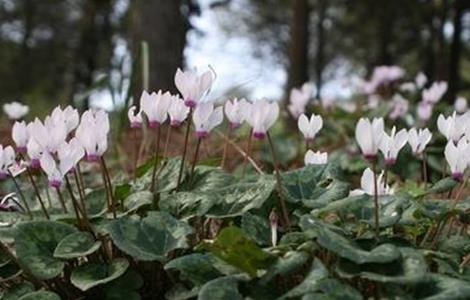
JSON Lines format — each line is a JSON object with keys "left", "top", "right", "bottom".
{"left": 130, "top": 0, "right": 200, "bottom": 104}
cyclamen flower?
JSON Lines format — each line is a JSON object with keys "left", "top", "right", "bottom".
{"left": 140, "top": 90, "right": 172, "bottom": 128}
{"left": 40, "top": 139, "right": 84, "bottom": 188}
{"left": 417, "top": 102, "right": 433, "bottom": 121}
{"left": 355, "top": 118, "right": 384, "bottom": 160}
{"left": 378, "top": 127, "right": 408, "bottom": 165}
{"left": 455, "top": 97, "right": 468, "bottom": 114}
{"left": 304, "top": 150, "right": 328, "bottom": 165}
{"left": 0, "top": 146, "right": 15, "bottom": 179}
{"left": 408, "top": 128, "right": 432, "bottom": 156}
{"left": 192, "top": 102, "right": 224, "bottom": 138}
{"left": 437, "top": 112, "right": 466, "bottom": 143}
{"left": 50, "top": 106, "right": 80, "bottom": 134}
{"left": 388, "top": 94, "right": 409, "bottom": 120}
{"left": 350, "top": 168, "right": 392, "bottom": 196}
{"left": 27, "top": 118, "right": 67, "bottom": 154}
{"left": 298, "top": 113, "right": 323, "bottom": 141}
{"left": 12, "top": 121, "right": 29, "bottom": 153}
{"left": 3, "top": 102, "right": 29, "bottom": 120}
{"left": 362, "top": 66, "right": 404, "bottom": 94}
{"left": 75, "top": 109, "right": 109, "bottom": 161}
{"left": 224, "top": 98, "right": 250, "bottom": 128}
{"left": 422, "top": 81, "right": 447, "bottom": 104}
{"left": 174, "top": 68, "right": 213, "bottom": 108}
{"left": 287, "top": 83, "right": 314, "bottom": 118}
{"left": 128, "top": 106, "right": 143, "bottom": 129}
{"left": 415, "top": 72, "right": 427, "bottom": 89}
{"left": 26, "top": 138, "right": 43, "bottom": 169}
{"left": 444, "top": 138, "right": 469, "bottom": 181}
{"left": 245, "top": 99, "right": 279, "bottom": 139}
{"left": 168, "top": 95, "right": 190, "bottom": 127}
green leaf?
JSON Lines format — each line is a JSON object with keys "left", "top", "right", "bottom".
{"left": 104, "top": 270, "right": 144, "bottom": 300}
{"left": 260, "top": 251, "right": 309, "bottom": 284}
{"left": 83, "top": 188, "right": 108, "bottom": 217}
{"left": 123, "top": 191, "right": 153, "bottom": 213}
{"left": 18, "top": 291, "right": 61, "bottom": 300}
{"left": 198, "top": 226, "right": 275, "bottom": 277}
{"left": 165, "top": 285, "right": 199, "bottom": 300}
{"left": 198, "top": 276, "right": 243, "bottom": 300}
{"left": 336, "top": 247, "right": 428, "bottom": 284}
{"left": 241, "top": 212, "right": 271, "bottom": 246}
{"left": 71, "top": 258, "right": 129, "bottom": 291}
{"left": 423, "top": 177, "right": 458, "bottom": 196}
{"left": 410, "top": 274, "right": 470, "bottom": 300}
{"left": 165, "top": 253, "right": 222, "bottom": 285}
{"left": 181, "top": 166, "right": 235, "bottom": 192}
{"left": 1, "top": 282, "right": 34, "bottom": 300}
{"left": 15, "top": 220, "right": 77, "bottom": 279}
{"left": 108, "top": 211, "right": 193, "bottom": 261}
{"left": 133, "top": 157, "right": 182, "bottom": 193}
{"left": 53, "top": 231, "right": 101, "bottom": 259}
{"left": 160, "top": 175, "right": 275, "bottom": 219}
{"left": 301, "top": 216, "right": 401, "bottom": 264}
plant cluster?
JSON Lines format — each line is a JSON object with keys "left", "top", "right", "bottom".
{"left": 0, "top": 66, "right": 470, "bottom": 299}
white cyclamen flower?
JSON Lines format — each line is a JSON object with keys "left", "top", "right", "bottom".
{"left": 245, "top": 99, "right": 279, "bottom": 139}
{"left": 437, "top": 112, "right": 466, "bottom": 143}
{"left": 298, "top": 113, "right": 323, "bottom": 141}
{"left": 444, "top": 138, "right": 469, "bottom": 181}
{"left": 192, "top": 102, "right": 224, "bottom": 138}
{"left": 415, "top": 72, "right": 428, "bottom": 89}
{"left": 3, "top": 102, "right": 29, "bottom": 120}
{"left": 27, "top": 118, "right": 67, "bottom": 154}
{"left": 0, "top": 146, "right": 15, "bottom": 179}
{"left": 224, "top": 98, "right": 250, "bottom": 128}
{"left": 304, "top": 150, "right": 328, "bottom": 165}
{"left": 75, "top": 109, "right": 109, "bottom": 161}
{"left": 168, "top": 95, "right": 190, "bottom": 127}
{"left": 389, "top": 94, "right": 409, "bottom": 120}
{"left": 128, "top": 106, "right": 143, "bottom": 129}
{"left": 140, "top": 90, "right": 172, "bottom": 128}
{"left": 378, "top": 127, "right": 408, "bottom": 165}
{"left": 50, "top": 106, "right": 80, "bottom": 134}
{"left": 422, "top": 81, "right": 447, "bottom": 104}
{"left": 408, "top": 128, "right": 432, "bottom": 156}
{"left": 417, "top": 101, "right": 433, "bottom": 121}
{"left": 350, "top": 168, "right": 392, "bottom": 196}
{"left": 40, "top": 138, "right": 84, "bottom": 188}
{"left": 287, "top": 83, "right": 314, "bottom": 118}
{"left": 12, "top": 121, "right": 29, "bottom": 153}
{"left": 26, "top": 138, "right": 43, "bottom": 169}
{"left": 174, "top": 68, "right": 213, "bottom": 108}
{"left": 455, "top": 97, "right": 468, "bottom": 114}
{"left": 355, "top": 118, "right": 384, "bottom": 160}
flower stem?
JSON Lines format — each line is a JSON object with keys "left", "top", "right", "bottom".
{"left": 422, "top": 151, "right": 428, "bottom": 188}
{"left": 25, "top": 167, "right": 49, "bottom": 219}
{"left": 241, "top": 130, "right": 253, "bottom": 179}
{"left": 221, "top": 125, "right": 232, "bottom": 169}
{"left": 305, "top": 139, "right": 310, "bottom": 151}
{"left": 267, "top": 132, "right": 291, "bottom": 230}
{"left": 150, "top": 125, "right": 162, "bottom": 192}
{"left": 371, "top": 160, "right": 380, "bottom": 240}
{"left": 100, "top": 157, "right": 116, "bottom": 218}
{"left": 189, "top": 138, "right": 202, "bottom": 183}
{"left": 76, "top": 162, "right": 86, "bottom": 195}
{"left": 55, "top": 187, "right": 68, "bottom": 214}
{"left": 177, "top": 108, "right": 193, "bottom": 190}
{"left": 383, "top": 166, "right": 388, "bottom": 189}
{"left": 9, "top": 173, "right": 32, "bottom": 219}
{"left": 73, "top": 168, "right": 85, "bottom": 202}
{"left": 163, "top": 125, "right": 172, "bottom": 157}
{"left": 134, "top": 128, "right": 139, "bottom": 179}
{"left": 64, "top": 176, "right": 84, "bottom": 229}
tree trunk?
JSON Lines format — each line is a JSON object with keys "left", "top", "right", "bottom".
{"left": 286, "top": 0, "right": 310, "bottom": 93}
{"left": 315, "top": 0, "right": 326, "bottom": 99}
{"left": 131, "top": 0, "right": 188, "bottom": 101}
{"left": 448, "top": 0, "right": 465, "bottom": 102}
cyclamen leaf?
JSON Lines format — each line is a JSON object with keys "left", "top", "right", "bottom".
{"left": 108, "top": 211, "right": 193, "bottom": 261}
{"left": 70, "top": 258, "right": 129, "bottom": 291}
{"left": 54, "top": 231, "right": 101, "bottom": 259}
{"left": 15, "top": 221, "right": 77, "bottom": 279}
